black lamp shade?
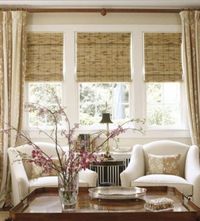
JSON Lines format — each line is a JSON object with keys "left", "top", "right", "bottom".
{"left": 100, "top": 113, "right": 113, "bottom": 124}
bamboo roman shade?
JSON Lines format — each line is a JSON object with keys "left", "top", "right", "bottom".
{"left": 144, "top": 33, "right": 182, "bottom": 82}
{"left": 26, "top": 32, "right": 63, "bottom": 81}
{"left": 77, "top": 32, "right": 131, "bottom": 82}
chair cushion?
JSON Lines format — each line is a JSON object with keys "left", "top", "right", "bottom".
{"left": 131, "top": 174, "right": 193, "bottom": 196}
{"left": 147, "top": 154, "right": 181, "bottom": 176}
{"left": 29, "top": 176, "right": 89, "bottom": 192}
{"left": 29, "top": 176, "right": 58, "bottom": 192}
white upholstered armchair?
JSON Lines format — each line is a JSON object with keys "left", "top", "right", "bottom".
{"left": 120, "top": 140, "right": 200, "bottom": 207}
{"left": 8, "top": 142, "right": 98, "bottom": 206}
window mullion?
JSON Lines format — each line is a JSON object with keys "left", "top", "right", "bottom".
{"left": 132, "top": 31, "right": 146, "bottom": 123}
{"left": 64, "top": 31, "right": 79, "bottom": 126}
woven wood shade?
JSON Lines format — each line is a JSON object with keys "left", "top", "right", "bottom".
{"left": 26, "top": 32, "right": 63, "bottom": 81}
{"left": 77, "top": 32, "right": 131, "bottom": 82}
{"left": 144, "top": 33, "right": 182, "bottom": 82}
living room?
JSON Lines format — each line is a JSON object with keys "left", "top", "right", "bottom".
{"left": 0, "top": 0, "right": 200, "bottom": 220}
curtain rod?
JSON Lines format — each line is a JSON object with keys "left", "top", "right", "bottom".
{"left": 27, "top": 8, "right": 182, "bottom": 13}
{"left": 1, "top": 7, "right": 189, "bottom": 15}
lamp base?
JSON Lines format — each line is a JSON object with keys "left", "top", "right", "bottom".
{"left": 103, "top": 153, "right": 113, "bottom": 161}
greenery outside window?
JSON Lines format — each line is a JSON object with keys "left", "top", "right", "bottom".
{"left": 79, "top": 83, "right": 130, "bottom": 126}
{"left": 27, "top": 82, "right": 62, "bottom": 128}
{"left": 146, "top": 82, "right": 183, "bottom": 129}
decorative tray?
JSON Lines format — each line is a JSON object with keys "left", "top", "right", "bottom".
{"left": 88, "top": 186, "right": 147, "bottom": 200}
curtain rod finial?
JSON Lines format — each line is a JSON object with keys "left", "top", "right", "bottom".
{"left": 100, "top": 8, "right": 107, "bottom": 16}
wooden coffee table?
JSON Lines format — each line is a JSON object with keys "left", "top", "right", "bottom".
{"left": 8, "top": 186, "right": 200, "bottom": 221}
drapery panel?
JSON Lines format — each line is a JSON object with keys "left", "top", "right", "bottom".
{"left": 180, "top": 10, "right": 200, "bottom": 147}
{"left": 0, "top": 11, "right": 26, "bottom": 207}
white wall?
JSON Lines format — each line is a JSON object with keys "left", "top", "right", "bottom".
{"left": 26, "top": 12, "right": 191, "bottom": 148}
{"left": 27, "top": 12, "right": 181, "bottom": 25}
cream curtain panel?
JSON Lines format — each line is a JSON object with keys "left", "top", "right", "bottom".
{"left": 0, "top": 11, "right": 26, "bottom": 207}
{"left": 26, "top": 32, "right": 63, "bottom": 81}
{"left": 77, "top": 32, "right": 131, "bottom": 82}
{"left": 180, "top": 10, "right": 200, "bottom": 146}
{"left": 144, "top": 33, "right": 182, "bottom": 82}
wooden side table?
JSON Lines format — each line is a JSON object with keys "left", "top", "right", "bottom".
{"left": 90, "top": 160, "right": 125, "bottom": 186}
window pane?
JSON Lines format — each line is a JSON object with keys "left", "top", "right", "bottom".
{"left": 79, "top": 83, "right": 130, "bottom": 125}
{"left": 146, "top": 83, "right": 181, "bottom": 128}
{"left": 27, "top": 82, "right": 62, "bottom": 128}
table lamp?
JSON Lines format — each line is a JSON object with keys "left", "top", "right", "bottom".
{"left": 100, "top": 113, "right": 113, "bottom": 160}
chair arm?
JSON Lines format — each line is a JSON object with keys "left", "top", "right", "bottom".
{"left": 12, "top": 175, "right": 29, "bottom": 206}
{"left": 192, "top": 174, "right": 200, "bottom": 207}
{"left": 120, "top": 145, "right": 145, "bottom": 187}
{"left": 185, "top": 145, "right": 200, "bottom": 182}
{"left": 8, "top": 148, "right": 29, "bottom": 205}
{"left": 79, "top": 169, "right": 98, "bottom": 187}
{"left": 185, "top": 145, "right": 200, "bottom": 207}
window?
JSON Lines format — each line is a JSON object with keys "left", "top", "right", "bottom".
{"left": 25, "top": 26, "right": 188, "bottom": 139}
{"left": 25, "top": 32, "right": 64, "bottom": 129}
{"left": 27, "top": 82, "right": 62, "bottom": 128}
{"left": 146, "top": 82, "right": 182, "bottom": 128}
{"left": 79, "top": 83, "right": 130, "bottom": 125}
{"left": 144, "top": 32, "right": 184, "bottom": 130}
{"left": 77, "top": 32, "right": 131, "bottom": 126}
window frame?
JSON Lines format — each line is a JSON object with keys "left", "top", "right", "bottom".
{"left": 24, "top": 24, "right": 190, "bottom": 140}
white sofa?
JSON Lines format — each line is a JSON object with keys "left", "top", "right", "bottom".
{"left": 120, "top": 140, "right": 200, "bottom": 207}
{"left": 8, "top": 142, "right": 98, "bottom": 206}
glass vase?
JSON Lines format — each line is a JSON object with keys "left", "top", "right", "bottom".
{"left": 58, "top": 172, "right": 79, "bottom": 212}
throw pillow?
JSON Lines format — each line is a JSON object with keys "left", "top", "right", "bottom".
{"left": 147, "top": 154, "right": 181, "bottom": 176}
{"left": 19, "top": 151, "right": 60, "bottom": 179}
{"left": 31, "top": 158, "right": 59, "bottom": 179}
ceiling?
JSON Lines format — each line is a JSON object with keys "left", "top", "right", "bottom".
{"left": 0, "top": 0, "right": 200, "bottom": 9}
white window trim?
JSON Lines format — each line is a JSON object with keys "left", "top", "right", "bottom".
{"left": 25, "top": 24, "right": 190, "bottom": 140}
